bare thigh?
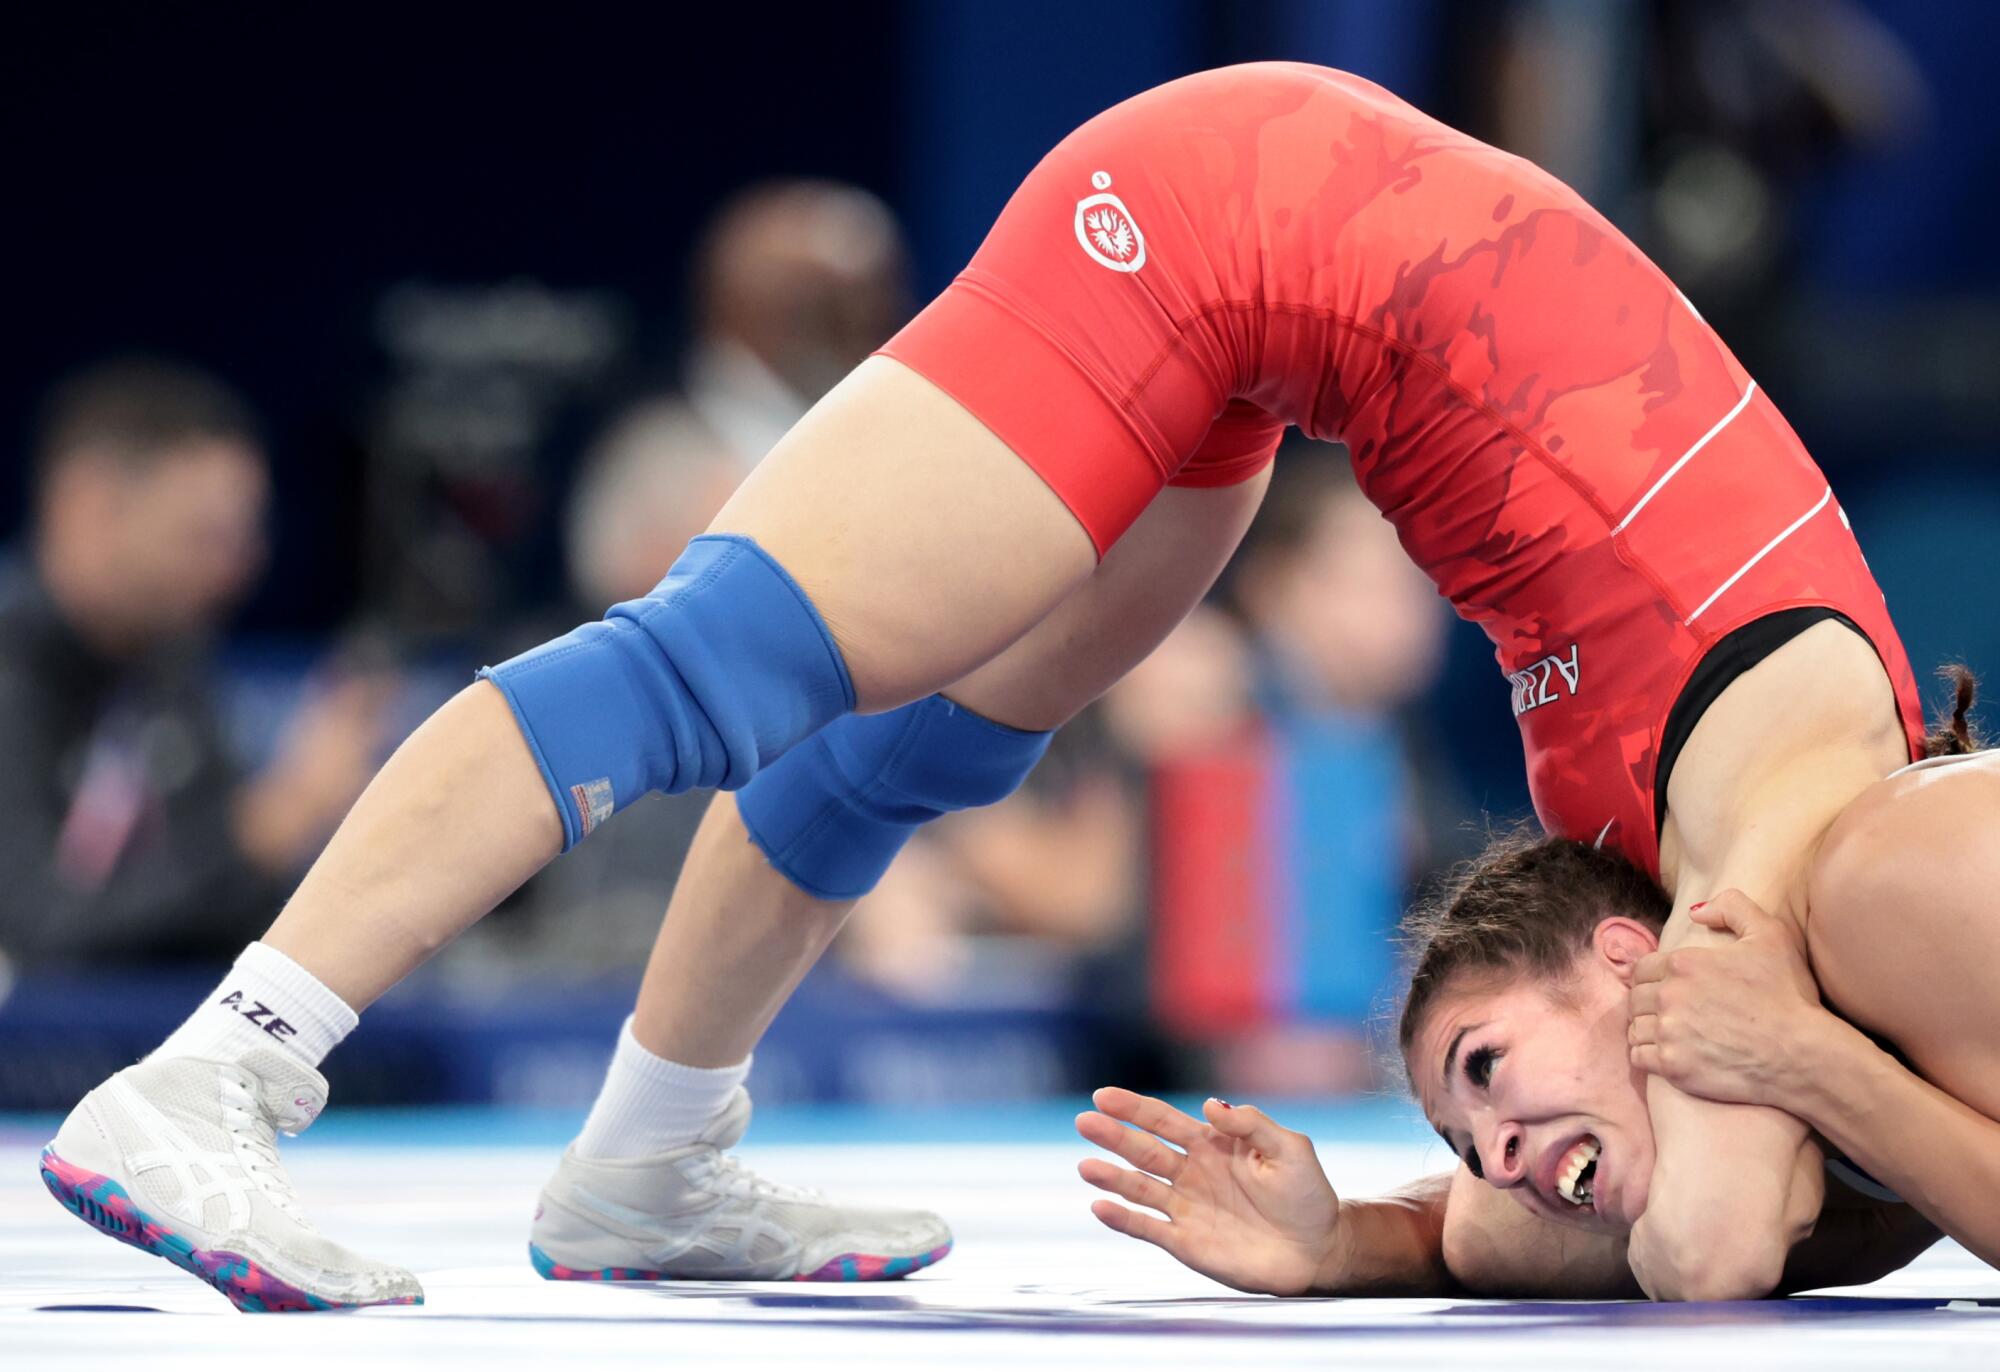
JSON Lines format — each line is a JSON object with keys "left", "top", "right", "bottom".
{"left": 944, "top": 471, "right": 1270, "bottom": 731}
{"left": 710, "top": 356, "right": 1100, "bottom": 711}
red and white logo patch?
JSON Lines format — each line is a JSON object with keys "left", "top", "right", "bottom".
{"left": 1074, "top": 171, "right": 1146, "bottom": 273}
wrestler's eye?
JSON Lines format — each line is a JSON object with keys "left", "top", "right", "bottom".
{"left": 1465, "top": 1046, "right": 1500, "bottom": 1090}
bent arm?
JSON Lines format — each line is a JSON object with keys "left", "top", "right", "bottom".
{"left": 1306, "top": 1161, "right": 1913, "bottom": 1299}
{"left": 1304, "top": 1167, "right": 1633, "bottom": 1298}
{"left": 1630, "top": 910, "right": 1823, "bottom": 1300}
{"left": 1436, "top": 1165, "right": 1638, "bottom": 1298}
{"left": 1435, "top": 1161, "right": 1920, "bottom": 1299}
{"left": 1632, "top": 924, "right": 1824, "bottom": 1304}
{"left": 1308, "top": 1172, "right": 1458, "bottom": 1296}
{"left": 1633, "top": 614, "right": 1917, "bottom": 1297}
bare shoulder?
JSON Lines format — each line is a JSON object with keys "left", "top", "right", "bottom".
{"left": 1664, "top": 622, "right": 1912, "bottom": 895}
{"left": 1809, "top": 751, "right": 2000, "bottom": 913}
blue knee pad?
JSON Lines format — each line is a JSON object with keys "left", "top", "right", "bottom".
{"left": 738, "top": 694, "right": 1053, "bottom": 900}
{"left": 480, "top": 535, "right": 854, "bottom": 850}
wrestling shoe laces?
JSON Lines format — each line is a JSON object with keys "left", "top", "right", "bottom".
{"left": 684, "top": 1150, "right": 827, "bottom": 1205}
{"left": 215, "top": 1064, "right": 316, "bottom": 1229}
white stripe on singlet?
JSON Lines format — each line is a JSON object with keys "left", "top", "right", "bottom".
{"left": 1684, "top": 485, "right": 1834, "bottom": 626}
{"left": 1611, "top": 381, "right": 1759, "bottom": 536}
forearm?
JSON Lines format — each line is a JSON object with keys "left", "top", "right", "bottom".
{"left": 1311, "top": 1173, "right": 1457, "bottom": 1296}
{"left": 1317, "top": 1171, "right": 1641, "bottom": 1299}
{"left": 1436, "top": 1165, "right": 1639, "bottom": 1298}
{"left": 1631, "top": 1082, "right": 1819, "bottom": 1300}
{"left": 1786, "top": 1016, "right": 2000, "bottom": 1269}
{"left": 1632, "top": 909, "right": 1822, "bottom": 1299}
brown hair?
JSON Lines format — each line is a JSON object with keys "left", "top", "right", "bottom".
{"left": 1398, "top": 665, "right": 1982, "bottom": 1084}
{"left": 1396, "top": 827, "right": 1670, "bottom": 1080}
{"left": 1923, "top": 665, "right": 1984, "bottom": 757}
{"left": 33, "top": 357, "right": 258, "bottom": 498}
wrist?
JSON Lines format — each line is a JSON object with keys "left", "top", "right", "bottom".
{"left": 1306, "top": 1199, "right": 1357, "bottom": 1293}
{"left": 1778, "top": 1010, "right": 1876, "bottom": 1122}
{"left": 1312, "top": 1179, "right": 1459, "bottom": 1296}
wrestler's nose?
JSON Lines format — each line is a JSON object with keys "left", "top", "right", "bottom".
{"left": 1480, "top": 1120, "right": 1529, "bottom": 1188}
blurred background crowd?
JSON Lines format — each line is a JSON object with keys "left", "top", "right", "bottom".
{"left": 5, "top": 0, "right": 1996, "bottom": 1114}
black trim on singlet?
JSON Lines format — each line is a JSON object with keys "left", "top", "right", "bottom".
{"left": 1653, "top": 606, "right": 1866, "bottom": 838}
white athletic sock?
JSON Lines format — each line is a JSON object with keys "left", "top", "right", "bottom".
{"left": 573, "top": 1017, "right": 751, "bottom": 1160}
{"left": 147, "top": 942, "right": 358, "bottom": 1071}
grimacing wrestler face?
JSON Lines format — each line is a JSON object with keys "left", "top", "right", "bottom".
{"left": 1410, "top": 918, "right": 1660, "bottom": 1234}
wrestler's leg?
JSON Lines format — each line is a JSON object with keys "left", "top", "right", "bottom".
{"left": 262, "top": 358, "right": 1097, "bottom": 1010}
{"left": 631, "top": 472, "right": 1270, "bottom": 1070}
{"left": 528, "top": 473, "right": 1264, "bottom": 1280}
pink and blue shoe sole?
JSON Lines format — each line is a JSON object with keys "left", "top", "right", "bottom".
{"left": 38, "top": 1146, "right": 422, "bottom": 1313}
{"left": 529, "top": 1239, "right": 953, "bottom": 1283}
{"left": 44, "top": 1138, "right": 943, "bottom": 1304}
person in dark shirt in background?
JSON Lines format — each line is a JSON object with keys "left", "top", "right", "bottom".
{"left": 0, "top": 359, "right": 394, "bottom": 974}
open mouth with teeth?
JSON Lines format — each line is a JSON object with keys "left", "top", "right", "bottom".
{"left": 1556, "top": 1136, "right": 1601, "bottom": 1209}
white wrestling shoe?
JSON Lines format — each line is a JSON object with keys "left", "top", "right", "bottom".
{"left": 529, "top": 1088, "right": 953, "bottom": 1282}
{"left": 39, "top": 1049, "right": 422, "bottom": 1312}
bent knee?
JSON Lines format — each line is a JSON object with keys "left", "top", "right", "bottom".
{"left": 738, "top": 693, "right": 1053, "bottom": 900}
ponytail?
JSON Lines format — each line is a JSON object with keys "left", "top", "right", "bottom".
{"left": 1922, "top": 664, "right": 1983, "bottom": 757}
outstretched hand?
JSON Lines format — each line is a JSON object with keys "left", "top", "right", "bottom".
{"left": 1627, "top": 889, "right": 1829, "bottom": 1110}
{"left": 1075, "top": 1087, "right": 1343, "bottom": 1296}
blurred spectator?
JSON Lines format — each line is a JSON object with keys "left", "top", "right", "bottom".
{"left": 1224, "top": 447, "right": 1448, "bottom": 733}
{"left": 1147, "top": 445, "right": 1468, "bottom": 1097}
{"left": 564, "top": 402, "right": 744, "bottom": 612}
{"left": 560, "top": 177, "right": 914, "bottom": 615}
{"left": 565, "top": 179, "right": 913, "bottom": 597}
{"left": 1100, "top": 602, "right": 1259, "bottom": 762}
{"left": 681, "top": 179, "right": 912, "bottom": 465}
{"left": 0, "top": 359, "right": 396, "bottom": 974}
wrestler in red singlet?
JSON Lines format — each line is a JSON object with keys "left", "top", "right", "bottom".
{"left": 882, "top": 61, "right": 1925, "bottom": 877}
